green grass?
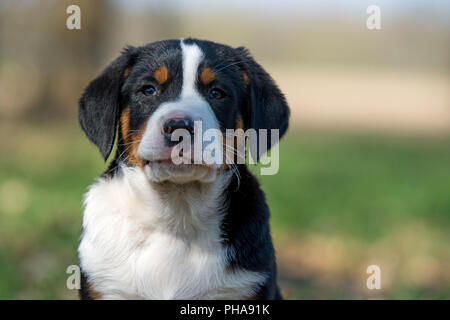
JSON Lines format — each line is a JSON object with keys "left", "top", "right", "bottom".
{"left": 253, "top": 133, "right": 450, "bottom": 240}
{"left": 0, "top": 123, "right": 449, "bottom": 299}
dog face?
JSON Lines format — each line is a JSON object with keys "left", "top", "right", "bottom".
{"left": 79, "top": 38, "right": 289, "bottom": 183}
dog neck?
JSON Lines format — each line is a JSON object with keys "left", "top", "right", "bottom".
{"left": 112, "top": 164, "right": 233, "bottom": 239}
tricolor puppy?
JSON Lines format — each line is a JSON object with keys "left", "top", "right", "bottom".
{"left": 78, "top": 38, "right": 289, "bottom": 300}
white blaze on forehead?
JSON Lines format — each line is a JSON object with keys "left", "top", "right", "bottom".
{"left": 137, "top": 40, "right": 222, "bottom": 176}
{"left": 180, "top": 40, "right": 204, "bottom": 98}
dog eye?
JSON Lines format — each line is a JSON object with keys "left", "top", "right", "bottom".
{"left": 209, "top": 88, "right": 226, "bottom": 100}
{"left": 141, "top": 85, "right": 157, "bottom": 96}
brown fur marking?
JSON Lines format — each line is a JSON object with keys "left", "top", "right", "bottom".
{"left": 86, "top": 284, "right": 103, "bottom": 300}
{"left": 120, "top": 107, "right": 131, "bottom": 144}
{"left": 128, "top": 120, "right": 148, "bottom": 168}
{"left": 153, "top": 66, "right": 168, "bottom": 84}
{"left": 242, "top": 71, "right": 249, "bottom": 86}
{"left": 123, "top": 68, "right": 130, "bottom": 79}
{"left": 200, "top": 68, "right": 216, "bottom": 85}
{"left": 221, "top": 114, "right": 246, "bottom": 169}
{"left": 120, "top": 107, "right": 147, "bottom": 168}
{"left": 236, "top": 114, "right": 244, "bottom": 130}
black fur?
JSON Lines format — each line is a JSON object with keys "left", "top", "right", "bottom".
{"left": 78, "top": 38, "right": 289, "bottom": 300}
{"left": 234, "top": 46, "right": 290, "bottom": 161}
{"left": 223, "top": 164, "right": 282, "bottom": 299}
{"left": 79, "top": 46, "right": 138, "bottom": 160}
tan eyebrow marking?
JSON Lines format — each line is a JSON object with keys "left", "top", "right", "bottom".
{"left": 200, "top": 68, "right": 216, "bottom": 85}
{"left": 153, "top": 66, "right": 169, "bottom": 84}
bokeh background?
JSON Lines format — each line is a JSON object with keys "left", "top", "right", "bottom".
{"left": 0, "top": 0, "right": 449, "bottom": 299}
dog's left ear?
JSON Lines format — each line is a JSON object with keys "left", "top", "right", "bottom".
{"left": 78, "top": 46, "right": 138, "bottom": 160}
{"left": 234, "top": 46, "right": 290, "bottom": 161}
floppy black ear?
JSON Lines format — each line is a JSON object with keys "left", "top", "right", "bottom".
{"left": 78, "top": 46, "right": 138, "bottom": 160}
{"left": 235, "top": 47, "right": 290, "bottom": 161}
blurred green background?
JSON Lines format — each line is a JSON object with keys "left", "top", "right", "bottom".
{"left": 0, "top": 0, "right": 449, "bottom": 299}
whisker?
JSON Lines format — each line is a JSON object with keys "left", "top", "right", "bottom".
{"left": 223, "top": 144, "right": 246, "bottom": 158}
{"left": 215, "top": 61, "right": 243, "bottom": 73}
{"left": 117, "top": 138, "right": 142, "bottom": 163}
{"left": 224, "top": 153, "right": 241, "bottom": 190}
{"left": 211, "top": 57, "right": 253, "bottom": 72}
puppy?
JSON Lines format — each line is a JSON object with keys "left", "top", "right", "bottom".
{"left": 78, "top": 38, "right": 289, "bottom": 299}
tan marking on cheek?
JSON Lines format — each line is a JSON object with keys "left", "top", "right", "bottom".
{"left": 221, "top": 114, "right": 246, "bottom": 169}
{"left": 236, "top": 115, "right": 244, "bottom": 130}
{"left": 123, "top": 68, "right": 130, "bottom": 79}
{"left": 221, "top": 135, "right": 230, "bottom": 170}
{"left": 120, "top": 110, "right": 147, "bottom": 169}
{"left": 200, "top": 68, "right": 216, "bottom": 85}
{"left": 221, "top": 115, "right": 245, "bottom": 170}
{"left": 242, "top": 71, "right": 249, "bottom": 86}
{"left": 128, "top": 120, "right": 149, "bottom": 169}
{"left": 120, "top": 107, "right": 131, "bottom": 144}
{"left": 153, "top": 66, "right": 168, "bottom": 84}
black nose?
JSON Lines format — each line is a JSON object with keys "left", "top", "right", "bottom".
{"left": 163, "top": 118, "right": 195, "bottom": 135}
{"left": 163, "top": 118, "right": 195, "bottom": 147}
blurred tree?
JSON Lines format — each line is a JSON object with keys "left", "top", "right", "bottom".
{"left": 0, "top": 0, "right": 114, "bottom": 121}
{"left": 31, "top": 0, "right": 114, "bottom": 120}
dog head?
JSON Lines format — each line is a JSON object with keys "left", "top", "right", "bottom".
{"left": 79, "top": 38, "right": 289, "bottom": 184}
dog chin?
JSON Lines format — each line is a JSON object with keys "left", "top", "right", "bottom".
{"left": 143, "top": 161, "right": 218, "bottom": 184}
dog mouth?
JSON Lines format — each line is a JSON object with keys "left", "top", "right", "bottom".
{"left": 143, "top": 159, "right": 170, "bottom": 166}
{"left": 143, "top": 158, "right": 193, "bottom": 166}
{"left": 143, "top": 158, "right": 215, "bottom": 170}
{"left": 142, "top": 158, "right": 218, "bottom": 184}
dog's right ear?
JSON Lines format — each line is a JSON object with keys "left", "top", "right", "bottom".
{"left": 78, "top": 46, "right": 138, "bottom": 160}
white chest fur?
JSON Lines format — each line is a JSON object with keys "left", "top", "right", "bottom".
{"left": 78, "top": 167, "right": 265, "bottom": 299}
